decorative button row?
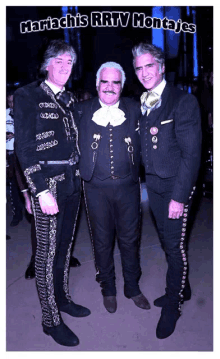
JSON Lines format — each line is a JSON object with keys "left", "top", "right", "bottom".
{"left": 109, "top": 126, "right": 114, "bottom": 175}
{"left": 178, "top": 202, "right": 190, "bottom": 310}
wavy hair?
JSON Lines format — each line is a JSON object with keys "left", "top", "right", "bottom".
{"left": 40, "top": 39, "right": 77, "bottom": 76}
{"left": 132, "top": 42, "right": 165, "bottom": 71}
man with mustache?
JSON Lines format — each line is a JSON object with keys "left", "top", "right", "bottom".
{"left": 14, "top": 39, "right": 90, "bottom": 347}
{"left": 76, "top": 62, "right": 150, "bottom": 313}
{"left": 132, "top": 42, "right": 202, "bottom": 339}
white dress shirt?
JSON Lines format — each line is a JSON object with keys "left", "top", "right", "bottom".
{"left": 45, "top": 80, "right": 65, "bottom": 94}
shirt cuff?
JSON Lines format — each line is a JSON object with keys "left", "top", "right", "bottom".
{"left": 36, "top": 189, "right": 49, "bottom": 197}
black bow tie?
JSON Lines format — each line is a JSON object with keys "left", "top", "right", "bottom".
{"left": 56, "top": 90, "right": 71, "bottom": 106}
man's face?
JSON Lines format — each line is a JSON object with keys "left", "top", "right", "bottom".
{"left": 135, "top": 53, "right": 164, "bottom": 91}
{"left": 46, "top": 52, "right": 73, "bottom": 89}
{"left": 97, "top": 67, "right": 122, "bottom": 105}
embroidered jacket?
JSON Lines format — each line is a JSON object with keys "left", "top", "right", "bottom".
{"left": 14, "top": 80, "right": 79, "bottom": 199}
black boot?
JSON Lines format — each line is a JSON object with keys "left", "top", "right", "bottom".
{"left": 156, "top": 304, "right": 181, "bottom": 339}
{"left": 43, "top": 321, "right": 79, "bottom": 347}
{"left": 25, "top": 255, "right": 35, "bottom": 279}
{"left": 130, "top": 293, "right": 151, "bottom": 310}
{"left": 154, "top": 284, "right": 191, "bottom": 307}
{"left": 59, "top": 301, "right": 91, "bottom": 317}
{"left": 103, "top": 296, "right": 117, "bottom": 313}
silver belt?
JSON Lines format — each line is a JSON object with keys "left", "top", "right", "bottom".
{"left": 39, "top": 158, "right": 77, "bottom": 166}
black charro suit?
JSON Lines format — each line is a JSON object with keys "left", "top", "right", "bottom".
{"left": 14, "top": 80, "right": 80, "bottom": 200}
{"left": 75, "top": 97, "right": 142, "bottom": 298}
{"left": 140, "top": 82, "right": 202, "bottom": 306}
{"left": 14, "top": 80, "right": 82, "bottom": 328}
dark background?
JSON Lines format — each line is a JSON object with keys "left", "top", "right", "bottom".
{"left": 6, "top": 6, "right": 213, "bottom": 97}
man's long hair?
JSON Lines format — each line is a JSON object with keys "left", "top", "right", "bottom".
{"left": 40, "top": 39, "right": 77, "bottom": 76}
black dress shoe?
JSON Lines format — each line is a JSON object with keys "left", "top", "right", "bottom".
{"left": 130, "top": 293, "right": 151, "bottom": 310}
{"left": 60, "top": 301, "right": 91, "bottom": 317}
{"left": 70, "top": 256, "right": 81, "bottom": 267}
{"left": 154, "top": 286, "right": 191, "bottom": 307}
{"left": 43, "top": 322, "right": 79, "bottom": 347}
{"left": 156, "top": 304, "right": 181, "bottom": 339}
{"left": 10, "top": 214, "right": 23, "bottom": 227}
{"left": 103, "top": 296, "right": 117, "bottom": 313}
{"left": 25, "top": 255, "right": 35, "bottom": 279}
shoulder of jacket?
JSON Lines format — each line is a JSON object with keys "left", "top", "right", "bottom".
{"left": 14, "top": 80, "right": 42, "bottom": 96}
{"left": 166, "top": 83, "right": 191, "bottom": 99}
{"left": 171, "top": 86, "right": 198, "bottom": 105}
{"left": 79, "top": 97, "right": 100, "bottom": 114}
{"left": 120, "top": 98, "right": 141, "bottom": 117}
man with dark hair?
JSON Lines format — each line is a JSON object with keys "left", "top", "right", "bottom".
{"left": 14, "top": 39, "right": 90, "bottom": 347}
{"left": 75, "top": 61, "right": 150, "bottom": 314}
{"left": 132, "top": 42, "right": 202, "bottom": 339}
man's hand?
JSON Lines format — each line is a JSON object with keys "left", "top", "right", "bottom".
{"left": 38, "top": 192, "right": 59, "bottom": 215}
{"left": 168, "top": 199, "right": 184, "bottom": 219}
{"left": 23, "top": 191, "right": 32, "bottom": 214}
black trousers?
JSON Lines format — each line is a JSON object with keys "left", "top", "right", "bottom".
{"left": 83, "top": 175, "right": 142, "bottom": 298}
{"left": 145, "top": 174, "right": 192, "bottom": 307}
{"left": 32, "top": 174, "right": 81, "bottom": 327}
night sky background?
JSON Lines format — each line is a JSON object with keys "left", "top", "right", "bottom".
{"left": 6, "top": 6, "right": 213, "bottom": 98}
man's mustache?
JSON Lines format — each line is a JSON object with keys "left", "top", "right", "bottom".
{"left": 103, "top": 91, "right": 116, "bottom": 95}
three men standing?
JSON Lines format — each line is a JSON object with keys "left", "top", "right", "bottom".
{"left": 76, "top": 62, "right": 150, "bottom": 314}
{"left": 13, "top": 38, "right": 202, "bottom": 345}
{"left": 132, "top": 42, "right": 202, "bottom": 339}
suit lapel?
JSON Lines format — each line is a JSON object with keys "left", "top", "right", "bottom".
{"left": 118, "top": 98, "right": 127, "bottom": 113}
{"left": 88, "top": 97, "right": 101, "bottom": 133}
{"left": 119, "top": 98, "right": 130, "bottom": 132}
{"left": 90, "top": 97, "right": 101, "bottom": 115}
{"left": 86, "top": 98, "right": 104, "bottom": 151}
{"left": 146, "top": 84, "right": 171, "bottom": 123}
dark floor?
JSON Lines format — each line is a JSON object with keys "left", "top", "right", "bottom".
{"left": 6, "top": 184, "right": 213, "bottom": 351}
